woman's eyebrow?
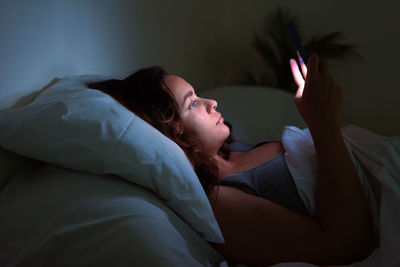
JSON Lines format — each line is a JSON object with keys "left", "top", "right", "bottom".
{"left": 182, "top": 91, "right": 193, "bottom": 107}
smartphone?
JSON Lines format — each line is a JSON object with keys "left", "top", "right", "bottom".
{"left": 285, "top": 21, "right": 308, "bottom": 65}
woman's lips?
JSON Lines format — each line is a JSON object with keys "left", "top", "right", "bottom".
{"left": 216, "top": 114, "right": 224, "bottom": 125}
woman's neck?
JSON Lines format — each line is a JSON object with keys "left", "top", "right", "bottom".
{"left": 213, "top": 154, "right": 236, "bottom": 178}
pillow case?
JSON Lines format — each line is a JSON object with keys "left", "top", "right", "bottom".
{"left": 0, "top": 75, "right": 224, "bottom": 243}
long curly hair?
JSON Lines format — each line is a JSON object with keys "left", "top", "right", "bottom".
{"left": 86, "top": 66, "right": 233, "bottom": 194}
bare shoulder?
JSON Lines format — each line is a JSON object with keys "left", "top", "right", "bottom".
{"left": 207, "top": 185, "right": 338, "bottom": 266}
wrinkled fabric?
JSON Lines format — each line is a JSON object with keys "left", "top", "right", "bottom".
{"left": 281, "top": 125, "right": 400, "bottom": 267}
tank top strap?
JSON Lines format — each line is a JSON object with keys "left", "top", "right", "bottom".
{"left": 229, "top": 139, "right": 281, "bottom": 152}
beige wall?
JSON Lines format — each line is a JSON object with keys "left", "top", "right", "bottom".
{"left": 218, "top": 0, "right": 400, "bottom": 136}
{"left": 0, "top": 0, "right": 398, "bottom": 135}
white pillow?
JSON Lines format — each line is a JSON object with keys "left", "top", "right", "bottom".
{"left": 0, "top": 75, "right": 224, "bottom": 243}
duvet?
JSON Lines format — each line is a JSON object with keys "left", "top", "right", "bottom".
{"left": 282, "top": 125, "right": 400, "bottom": 267}
{"left": 0, "top": 161, "right": 224, "bottom": 267}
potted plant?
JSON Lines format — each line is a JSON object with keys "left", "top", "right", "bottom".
{"left": 235, "top": 7, "right": 362, "bottom": 93}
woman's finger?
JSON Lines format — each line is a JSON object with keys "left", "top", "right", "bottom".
{"left": 297, "top": 51, "right": 308, "bottom": 78}
{"left": 290, "top": 59, "right": 304, "bottom": 88}
{"left": 295, "top": 83, "right": 304, "bottom": 99}
{"left": 306, "top": 52, "right": 319, "bottom": 79}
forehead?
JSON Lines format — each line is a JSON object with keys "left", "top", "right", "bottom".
{"left": 164, "top": 75, "right": 195, "bottom": 103}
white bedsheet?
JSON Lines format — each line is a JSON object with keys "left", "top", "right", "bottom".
{"left": 280, "top": 125, "right": 400, "bottom": 267}
{"left": 0, "top": 161, "right": 223, "bottom": 267}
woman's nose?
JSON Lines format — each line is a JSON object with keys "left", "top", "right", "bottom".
{"left": 205, "top": 98, "right": 217, "bottom": 113}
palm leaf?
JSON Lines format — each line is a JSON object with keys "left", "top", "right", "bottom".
{"left": 306, "top": 32, "right": 362, "bottom": 61}
{"left": 233, "top": 7, "right": 362, "bottom": 92}
{"left": 252, "top": 36, "right": 281, "bottom": 70}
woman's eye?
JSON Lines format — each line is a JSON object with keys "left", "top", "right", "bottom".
{"left": 189, "top": 100, "right": 197, "bottom": 109}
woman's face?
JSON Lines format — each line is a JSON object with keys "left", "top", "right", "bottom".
{"left": 165, "top": 75, "right": 230, "bottom": 156}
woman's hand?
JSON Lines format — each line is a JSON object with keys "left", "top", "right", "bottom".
{"left": 290, "top": 53, "right": 374, "bottom": 263}
{"left": 290, "top": 52, "right": 343, "bottom": 130}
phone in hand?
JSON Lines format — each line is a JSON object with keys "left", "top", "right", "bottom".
{"left": 285, "top": 21, "right": 308, "bottom": 65}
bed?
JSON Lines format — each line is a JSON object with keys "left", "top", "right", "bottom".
{"left": 0, "top": 75, "right": 399, "bottom": 267}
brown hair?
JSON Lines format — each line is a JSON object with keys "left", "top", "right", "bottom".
{"left": 86, "top": 66, "right": 233, "bottom": 194}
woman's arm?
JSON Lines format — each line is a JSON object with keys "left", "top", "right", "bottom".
{"left": 208, "top": 184, "right": 370, "bottom": 266}
{"left": 309, "top": 123, "right": 373, "bottom": 258}
{"left": 208, "top": 53, "right": 373, "bottom": 266}
{"left": 292, "top": 52, "right": 373, "bottom": 259}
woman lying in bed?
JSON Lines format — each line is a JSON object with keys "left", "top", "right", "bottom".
{"left": 87, "top": 52, "right": 374, "bottom": 266}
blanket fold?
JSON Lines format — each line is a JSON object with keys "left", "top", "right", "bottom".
{"left": 281, "top": 125, "right": 400, "bottom": 267}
